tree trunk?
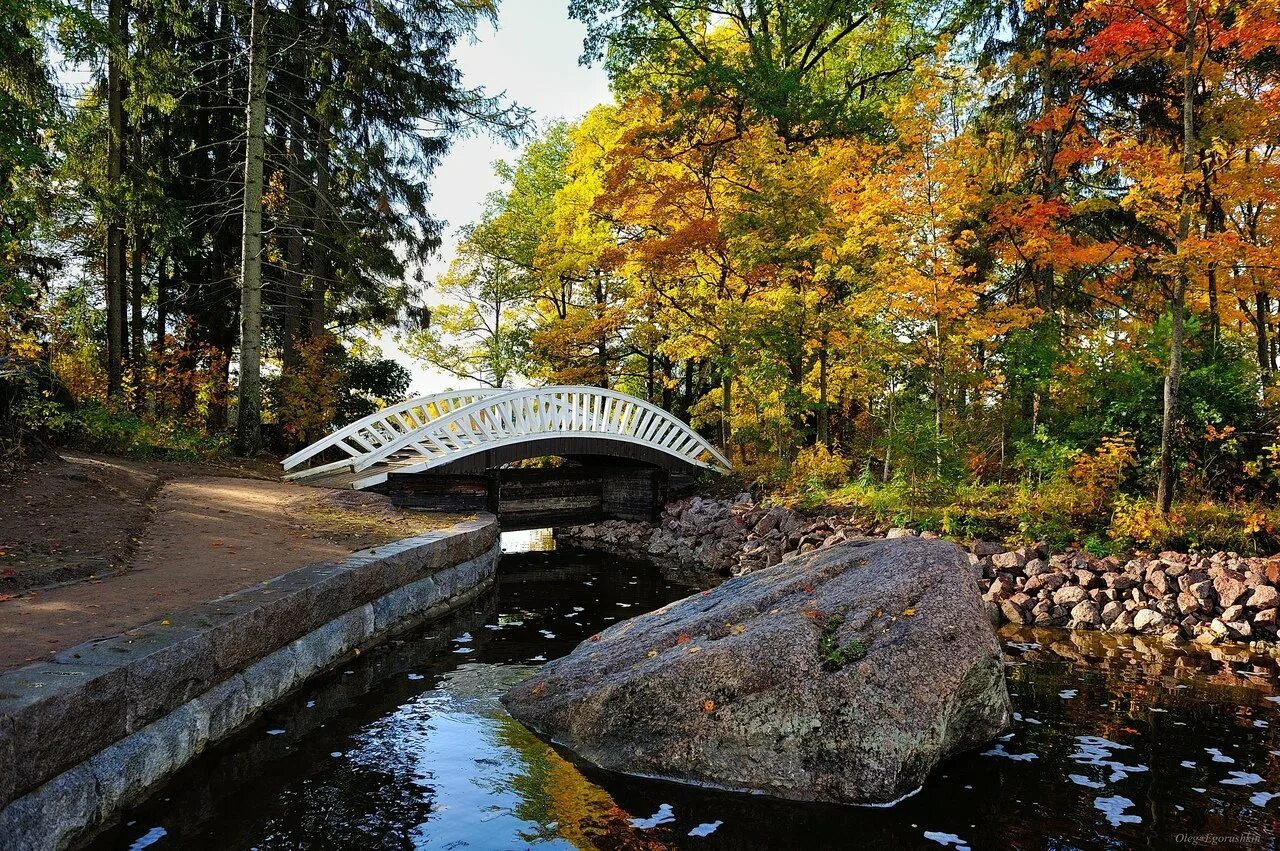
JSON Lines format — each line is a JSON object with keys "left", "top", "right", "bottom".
{"left": 1157, "top": 0, "right": 1198, "bottom": 514}
{"left": 816, "top": 337, "right": 830, "bottom": 449}
{"left": 883, "top": 378, "right": 894, "bottom": 483}
{"left": 105, "top": 0, "right": 128, "bottom": 399}
{"left": 933, "top": 313, "right": 944, "bottom": 478}
{"left": 309, "top": 120, "right": 331, "bottom": 338}
{"left": 130, "top": 231, "right": 145, "bottom": 411}
{"left": 1257, "top": 291, "right": 1271, "bottom": 377}
{"left": 235, "top": 0, "right": 268, "bottom": 456}
{"left": 281, "top": 0, "right": 310, "bottom": 371}
{"left": 646, "top": 349, "right": 655, "bottom": 404}
{"left": 720, "top": 363, "right": 732, "bottom": 458}
{"left": 282, "top": 102, "right": 306, "bottom": 372}
{"left": 155, "top": 254, "right": 168, "bottom": 416}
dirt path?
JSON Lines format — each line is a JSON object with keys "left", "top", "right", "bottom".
{"left": 0, "top": 456, "right": 469, "bottom": 671}
{"left": 0, "top": 453, "right": 278, "bottom": 593}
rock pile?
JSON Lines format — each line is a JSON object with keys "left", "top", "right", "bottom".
{"left": 562, "top": 494, "right": 874, "bottom": 574}
{"left": 975, "top": 544, "right": 1280, "bottom": 646}
{"left": 558, "top": 495, "right": 1280, "bottom": 648}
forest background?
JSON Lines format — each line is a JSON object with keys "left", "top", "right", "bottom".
{"left": 3, "top": 0, "right": 1279, "bottom": 554}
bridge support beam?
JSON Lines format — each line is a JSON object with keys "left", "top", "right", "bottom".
{"left": 385, "top": 466, "right": 673, "bottom": 532}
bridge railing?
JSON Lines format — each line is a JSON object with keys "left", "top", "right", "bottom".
{"left": 280, "top": 389, "right": 505, "bottom": 479}
{"left": 344, "top": 386, "right": 731, "bottom": 484}
{"left": 284, "top": 385, "right": 733, "bottom": 489}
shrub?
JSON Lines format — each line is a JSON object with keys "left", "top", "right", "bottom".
{"left": 1108, "top": 496, "right": 1279, "bottom": 554}
{"left": 18, "top": 399, "right": 230, "bottom": 462}
{"left": 786, "top": 444, "right": 852, "bottom": 494}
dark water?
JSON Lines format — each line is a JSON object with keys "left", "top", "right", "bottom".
{"left": 89, "top": 537, "right": 1280, "bottom": 851}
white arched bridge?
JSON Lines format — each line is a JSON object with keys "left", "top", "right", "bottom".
{"left": 281, "top": 386, "right": 731, "bottom": 529}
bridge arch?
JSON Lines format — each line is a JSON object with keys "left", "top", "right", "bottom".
{"left": 283, "top": 385, "right": 731, "bottom": 490}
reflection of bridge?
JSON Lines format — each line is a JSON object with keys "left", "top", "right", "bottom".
{"left": 282, "top": 386, "right": 731, "bottom": 529}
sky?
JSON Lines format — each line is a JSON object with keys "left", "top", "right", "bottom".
{"left": 379, "top": 1, "right": 613, "bottom": 395}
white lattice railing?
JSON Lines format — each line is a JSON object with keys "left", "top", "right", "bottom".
{"left": 282, "top": 385, "right": 732, "bottom": 487}
{"left": 280, "top": 389, "right": 505, "bottom": 480}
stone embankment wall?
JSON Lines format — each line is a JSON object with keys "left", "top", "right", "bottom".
{"left": 0, "top": 516, "right": 500, "bottom": 851}
{"left": 558, "top": 496, "right": 1280, "bottom": 650}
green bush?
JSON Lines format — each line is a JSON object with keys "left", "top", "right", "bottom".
{"left": 18, "top": 399, "right": 230, "bottom": 462}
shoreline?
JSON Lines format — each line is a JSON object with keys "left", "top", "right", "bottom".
{"left": 557, "top": 494, "right": 1280, "bottom": 654}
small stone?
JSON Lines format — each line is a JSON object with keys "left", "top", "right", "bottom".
{"left": 1023, "top": 558, "right": 1049, "bottom": 577}
{"left": 1245, "top": 586, "right": 1279, "bottom": 609}
{"left": 1101, "top": 601, "right": 1124, "bottom": 625}
{"left": 1108, "top": 610, "right": 1135, "bottom": 634}
{"left": 991, "top": 551, "right": 1027, "bottom": 571}
{"left": 1212, "top": 571, "right": 1248, "bottom": 608}
{"left": 971, "top": 540, "right": 1003, "bottom": 557}
{"left": 1053, "top": 586, "right": 1089, "bottom": 607}
{"left": 1000, "top": 600, "right": 1031, "bottom": 626}
{"left": 1226, "top": 620, "right": 1253, "bottom": 640}
{"left": 983, "top": 577, "right": 1015, "bottom": 601}
{"left": 1069, "top": 601, "right": 1102, "bottom": 628}
{"left": 1264, "top": 561, "right": 1280, "bottom": 585}
{"left": 1133, "top": 610, "right": 1166, "bottom": 633}
{"left": 1105, "top": 573, "right": 1137, "bottom": 591}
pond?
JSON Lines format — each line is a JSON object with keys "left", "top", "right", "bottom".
{"left": 89, "top": 537, "right": 1280, "bottom": 850}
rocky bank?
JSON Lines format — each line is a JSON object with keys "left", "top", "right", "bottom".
{"left": 558, "top": 495, "right": 1280, "bottom": 649}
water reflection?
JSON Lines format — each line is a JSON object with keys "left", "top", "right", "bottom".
{"left": 501, "top": 528, "right": 558, "bottom": 553}
{"left": 89, "top": 551, "right": 1280, "bottom": 851}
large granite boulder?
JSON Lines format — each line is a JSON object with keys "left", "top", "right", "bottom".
{"left": 502, "top": 537, "right": 1011, "bottom": 805}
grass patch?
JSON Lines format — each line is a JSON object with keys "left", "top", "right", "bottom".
{"left": 299, "top": 504, "right": 474, "bottom": 550}
{"left": 818, "top": 614, "right": 868, "bottom": 671}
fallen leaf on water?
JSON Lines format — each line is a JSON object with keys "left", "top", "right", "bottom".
{"left": 687, "top": 646, "right": 700, "bottom": 654}
{"left": 730, "top": 624, "right": 746, "bottom": 635}
{"left": 647, "top": 649, "right": 658, "bottom": 658}
{"left": 675, "top": 633, "right": 690, "bottom": 644}
{"left": 703, "top": 699, "right": 715, "bottom": 712}
{"left": 903, "top": 608, "right": 916, "bottom": 616}
{"left": 160, "top": 619, "right": 171, "bottom": 626}
{"left": 590, "top": 634, "right": 600, "bottom": 642}
{"left": 531, "top": 682, "right": 546, "bottom": 697}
